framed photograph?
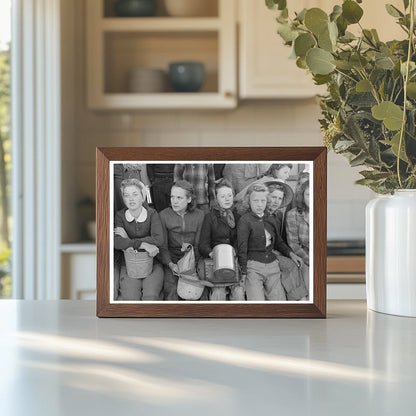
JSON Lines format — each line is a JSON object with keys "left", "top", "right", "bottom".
{"left": 96, "top": 147, "right": 327, "bottom": 318}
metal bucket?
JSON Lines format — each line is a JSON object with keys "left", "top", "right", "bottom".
{"left": 212, "top": 244, "right": 236, "bottom": 282}
{"left": 124, "top": 249, "right": 153, "bottom": 279}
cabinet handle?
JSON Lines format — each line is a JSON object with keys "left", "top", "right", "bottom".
{"left": 225, "top": 91, "right": 234, "bottom": 99}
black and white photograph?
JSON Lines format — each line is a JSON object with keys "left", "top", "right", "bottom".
{"left": 110, "top": 161, "right": 313, "bottom": 304}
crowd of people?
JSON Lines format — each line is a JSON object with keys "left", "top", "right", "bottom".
{"left": 113, "top": 163, "right": 310, "bottom": 302}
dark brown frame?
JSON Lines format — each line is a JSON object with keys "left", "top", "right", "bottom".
{"left": 96, "top": 147, "right": 327, "bottom": 318}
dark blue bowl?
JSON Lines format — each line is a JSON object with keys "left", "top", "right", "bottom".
{"left": 114, "top": 0, "right": 157, "bottom": 17}
{"left": 168, "top": 62, "right": 205, "bottom": 92}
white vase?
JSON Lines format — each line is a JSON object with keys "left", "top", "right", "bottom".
{"left": 366, "top": 189, "right": 416, "bottom": 317}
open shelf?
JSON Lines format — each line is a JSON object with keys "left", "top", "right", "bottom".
{"left": 86, "top": 0, "right": 236, "bottom": 109}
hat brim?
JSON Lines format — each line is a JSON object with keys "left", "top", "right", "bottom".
{"left": 263, "top": 180, "right": 294, "bottom": 208}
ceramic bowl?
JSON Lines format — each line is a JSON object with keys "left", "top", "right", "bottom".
{"left": 168, "top": 61, "right": 205, "bottom": 92}
{"left": 114, "top": 0, "right": 158, "bottom": 17}
{"left": 128, "top": 68, "right": 167, "bottom": 93}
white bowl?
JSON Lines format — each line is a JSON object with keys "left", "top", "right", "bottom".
{"left": 128, "top": 68, "right": 167, "bottom": 93}
{"left": 164, "top": 0, "right": 217, "bottom": 17}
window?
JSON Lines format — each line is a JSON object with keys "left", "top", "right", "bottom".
{"left": 0, "top": 0, "right": 11, "bottom": 298}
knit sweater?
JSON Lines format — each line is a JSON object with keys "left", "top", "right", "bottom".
{"left": 237, "top": 211, "right": 292, "bottom": 274}
{"left": 158, "top": 207, "right": 205, "bottom": 265}
{"left": 114, "top": 207, "right": 164, "bottom": 251}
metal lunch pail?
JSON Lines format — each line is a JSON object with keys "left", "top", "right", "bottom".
{"left": 212, "top": 244, "right": 236, "bottom": 281}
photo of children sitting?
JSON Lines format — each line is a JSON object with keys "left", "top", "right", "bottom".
{"left": 112, "top": 162, "right": 311, "bottom": 302}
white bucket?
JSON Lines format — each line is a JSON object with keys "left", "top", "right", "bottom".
{"left": 124, "top": 250, "right": 153, "bottom": 279}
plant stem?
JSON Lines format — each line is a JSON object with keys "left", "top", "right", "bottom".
{"left": 397, "top": 0, "right": 415, "bottom": 188}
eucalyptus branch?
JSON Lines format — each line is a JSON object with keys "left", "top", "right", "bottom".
{"left": 397, "top": 0, "right": 415, "bottom": 188}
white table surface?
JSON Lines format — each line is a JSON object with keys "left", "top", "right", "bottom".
{"left": 0, "top": 300, "right": 415, "bottom": 416}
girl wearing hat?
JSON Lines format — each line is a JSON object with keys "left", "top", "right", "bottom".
{"left": 199, "top": 179, "right": 244, "bottom": 301}
{"left": 265, "top": 183, "right": 308, "bottom": 301}
{"left": 114, "top": 178, "right": 164, "bottom": 301}
{"left": 234, "top": 164, "right": 293, "bottom": 215}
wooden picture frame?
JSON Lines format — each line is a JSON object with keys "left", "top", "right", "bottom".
{"left": 96, "top": 147, "right": 327, "bottom": 318}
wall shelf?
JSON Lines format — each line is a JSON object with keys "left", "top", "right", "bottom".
{"left": 86, "top": 0, "right": 236, "bottom": 109}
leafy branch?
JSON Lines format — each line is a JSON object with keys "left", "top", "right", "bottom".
{"left": 266, "top": 0, "right": 416, "bottom": 193}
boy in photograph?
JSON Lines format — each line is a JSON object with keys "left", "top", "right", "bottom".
{"left": 237, "top": 183, "right": 303, "bottom": 301}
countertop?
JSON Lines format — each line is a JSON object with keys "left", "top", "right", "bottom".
{"left": 0, "top": 300, "right": 415, "bottom": 415}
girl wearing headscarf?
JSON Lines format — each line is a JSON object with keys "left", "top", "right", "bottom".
{"left": 199, "top": 179, "right": 244, "bottom": 301}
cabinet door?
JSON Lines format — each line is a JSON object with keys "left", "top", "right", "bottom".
{"left": 239, "top": 0, "right": 326, "bottom": 99}
{"left": 239, "top": 0, "right": 404, "bottom": 99}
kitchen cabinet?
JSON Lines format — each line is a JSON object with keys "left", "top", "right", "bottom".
{"left": 238, "top": 0, "right": 404, "bottom": 99}
{"left": 86, "top": 0, "right": 237, "bottom": 109}
{"left": 238, "top": 0, "right": 325, "bottom": 99}
{"left": 61, "top": 245, "right": 96, "bottom": 300}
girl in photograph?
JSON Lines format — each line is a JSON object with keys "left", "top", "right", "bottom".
{"left": 285, "top": 180, "right": 310, "bottom": 291}
{"left": 237, "top": 184, "right": 303, "bottom": 301}
{"left": 263, "top": 163, "right": 293, "bottom": 183}
{"left": 114, "top": 178, "right": 164, "bottom": 301}
{"left": 173, "top": 164, "right": 216, "bottom": 213}
{"left": 199, "top": 179, "right": 244, "bottom": 301}
{"left": 265, "top": 182, "right": 308, "bottom": 300}
{"left": 286, "top": 171, "right": 309, "bottom": 212}
{"left": 234, "top": 163, "right": 293, "bottom": 215}
{"left": 159, "top": 180, "right": 205, "bottom": 300}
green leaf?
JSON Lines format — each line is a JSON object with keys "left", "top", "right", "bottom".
{"left": 356, "top": 79, "right": 372, "bottom": 92}
{"left": 280, "top": 7, "right": 288, "bottom": 19}
{"left": 372, "top": 101, "right": 404, "bottom": 131}
{"left": 339, "top": 31, "right": 356, "bottom": 43}
{"left": 350, "top": 54, "right": 368, "bottom": 70}
{"left": 328, "top": 21, "right": 338, "bottom": 45}
{"left": 330, "top": 5, "right": 342, "bottom": 22}
{"left": 336, "top": 15, "right": 348, "bottom": 36}
{"left": 318, "top": 27, "right": 334, "bottom": 52}
{"left": 333, "top": 60, "right": 352, "bottom": 70}
{"left": 334, "top": 140, "right": 355, "bottom": 151}
{"left": 359, "top": 170, "right": 391, "bottom": 181}
{"left": 313, "top": 74, "right": 332, "bottom": 85}
{"left": 342, "top": 0, "right": 364, "bottom": 24}
{"left": 375, "top": 55, "right": 395, "bottom": 70}
{"left": 296, "top": 8, "right": 307, "bottom": 23}
{"left": 350, "top": 152, "right": 368, "bottom": 167}
{"left": 277, "top": 23, "right": 298, "bottom": 43}
{"left": 304, "top": 8, "right": 329, "bottom": 35}
{"left": 385, "top": 4, "right": 404, "bottom": 18}
{"left": 296, "top": 57, "right": 308, "bottom": 69}
{"left": 305, "top": 48, "right": 335, "bottom": 75}
{"left": 401, "top": 61, "right": 416, "bottom": 76}
{"left": 294, "top": 33, "right": 316, "bottom": 58}
{"left": 390, "top": 132, "right": 409, "bottom": 162}
{"left": 362, "top": 29, "right": 376, "bottom": 46}
{"left": 355, "top": 178, "right": 378, "bottom": 186}
{"left": 371, "top": 29, "right": 380, "bottom": 43}
{"left": 403, "top": 0, "right": 409, "bottom": 10}
{"left": 407, "top": 82, "right": 416, "bottom": 99}
{"left": 266, "top": 0, "right": 287, "bottom": 11}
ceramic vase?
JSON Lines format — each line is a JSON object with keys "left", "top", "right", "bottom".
{"left": 366, "top": 190, "right": 416, "bottom": 317}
